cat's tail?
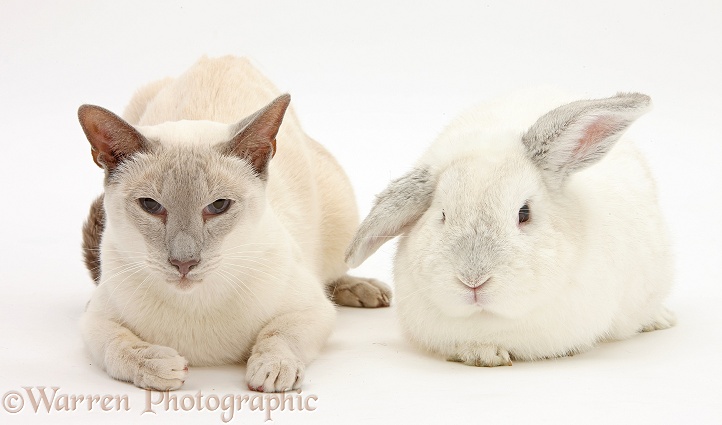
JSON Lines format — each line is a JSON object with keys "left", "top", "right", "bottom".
{"left": 82, "top": 194, "right": 105, "bottom": 285}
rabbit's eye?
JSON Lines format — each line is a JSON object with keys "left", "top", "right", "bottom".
{"left": 518, "top": 203, "right": 530, "bottom": 223}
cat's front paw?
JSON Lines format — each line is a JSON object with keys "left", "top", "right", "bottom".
{"left": 127, "top": 344, "right": 188, "bottom": 390}
{"left": 447, "top": 342, "right": 512, "bottom": 367}
{"left": 246, "top": 351, "right": 305, "bottom": 393}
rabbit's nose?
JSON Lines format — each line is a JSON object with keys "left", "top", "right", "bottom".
{"left": 170, "top": 258, "right": 199, "bottom": 277}
{"left": 458, "top": 274, "right": 490, "bottom": 289}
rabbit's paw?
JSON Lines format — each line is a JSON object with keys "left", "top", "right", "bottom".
{"left": 641, "top": 307, "right": 676, "bottom": 332}
{"left": 447, "top": 343, "right": 512, "bottom": 367}
{"left": 329, "top": 275, "right": 391, "bottom": 308}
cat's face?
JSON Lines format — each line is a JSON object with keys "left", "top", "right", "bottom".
{"left": 105, "top": 140, "right": 264, "bottom": 289}
{"left": 79, "top": 95, "right": 291, "bottom": 291}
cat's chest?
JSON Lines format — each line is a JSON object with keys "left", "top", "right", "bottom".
{"left": 119, "top": 291, "right": 270, "bottom": 366}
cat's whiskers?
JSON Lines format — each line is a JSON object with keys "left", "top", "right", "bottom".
{"left": 223, "top": 263, "right": 284, "bottom": 284}
{"left": 87, "top": 256, "right": 147, "bottom": 274}
{"left": 86, "top": 247, "right": 149, "bottom": 255}
{"left": 214, "top": 268, "right": 272, "bottom": 317}
{"left": 199, "top": 257, "right": 222, "bottom": 272}
{"left": 215, "top": 268, "right": 253, "bottom": 298}
{"left": 136, "top": 270, "right": 158, "bottom": 309}
{"left": 223, "top": 256, "right": 277, "bottom": 270}
{"left": 98, "top": 261, "right": 146, "bottom": 284}
{"left": 118, "top": 271, "right": 153, "bottom": 319}
{"left": 101, "top": 262, "right": 150, "bottom": 311}
{"left": 218, "top": 239, "right": 316, "bottom": 254}
{"left": 218, "top": 242, "right": 282, "bottom": 255}
{"left": 221, "top": 250, "right": 275, "bottom": 256}
{"left": 145, "top": 261, "right": 170, "bottom": 277}
{"left": 214, "top": 269, "right": 245, "bottom": 299}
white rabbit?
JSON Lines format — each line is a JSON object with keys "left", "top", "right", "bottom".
{"left": 346, "top": 87, "right": 675, "bottom": 366}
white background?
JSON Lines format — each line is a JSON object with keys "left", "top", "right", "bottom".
{"left": 1, "top": 1, "right": 720, "bottom": 424}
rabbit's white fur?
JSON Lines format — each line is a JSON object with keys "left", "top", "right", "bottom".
{"left": 347, "top": 87, "right": 675, "bottom": 365}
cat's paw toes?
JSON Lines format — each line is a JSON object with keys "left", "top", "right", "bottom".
{"left": 447, "top": 343, "right": 512, "bottom": 367}
{"left": 246, "top": 352, "right": 304, "bottom": 393}
{"left": 641, "top": 307, "right": 677, "bottom": 332}
{"left": 130, "top": 344, "right": 188, "bottom": 390}
{"left": 330, "top": 275, "right": 392, "bottom": 308}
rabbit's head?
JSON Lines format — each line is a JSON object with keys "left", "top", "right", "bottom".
{"left": 346, "top": 92, "right": 651, "bottom": 318}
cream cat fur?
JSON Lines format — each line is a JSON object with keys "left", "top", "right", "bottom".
{"left": 78, "top": 56, "right": 390, "bottom": 392}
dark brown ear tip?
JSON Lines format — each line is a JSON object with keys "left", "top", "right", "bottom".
{"left": 275, "top": 93, "right": 291, "bottom": 107}
{"left": 77, "top": 104, "right": 104, "bottom": 124}
{"left": 78, "top": 103, "right": 97, "bottom": 113}
{"left": 77, "top": 104, "right": 90, "bottom": 119}
{"left": 78, "top": 104, "right": 117, "bottom": 120}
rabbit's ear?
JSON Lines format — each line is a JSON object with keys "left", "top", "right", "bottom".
{"left": 522, "top": 93, "right": 651, "bottom": 189}
{"left": 345, "top": 167, "right": 436, "bottom": 268}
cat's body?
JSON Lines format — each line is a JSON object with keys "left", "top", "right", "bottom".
{"left": 79, "top": 56, "right": 390, "bottom": 392}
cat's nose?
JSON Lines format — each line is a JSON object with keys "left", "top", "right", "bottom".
{"left": 169, "top": 258, "right": 199, "bottom": 277}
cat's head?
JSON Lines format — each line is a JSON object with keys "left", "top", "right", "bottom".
{"left": 78, "top": 95, "right": 290, "bottom": 290}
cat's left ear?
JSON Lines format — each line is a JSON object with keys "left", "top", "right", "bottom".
{"left": 78, "top": 105, "right": 148, "bottom": 172}
{"left": 223, "top": 94, "right": 291, "bottom": 179}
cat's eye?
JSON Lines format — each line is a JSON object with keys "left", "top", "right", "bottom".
{"left": 518, "top": 203, "right": 530, "bottom": 224}
{"left": 204, "top": 199, "right": 232, "bottom": 216}
{"left": 139, "top": 198, "right": 166, "bottom": 215}
{"left": 441, "top": 210, "right": 446, "bottom": 223}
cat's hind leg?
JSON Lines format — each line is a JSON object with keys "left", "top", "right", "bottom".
{"left": 327, "top": 274, "right": 392, "bottom": 308}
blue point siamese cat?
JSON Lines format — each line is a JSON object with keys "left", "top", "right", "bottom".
{"left": 78, "top": 56, "right": 391, "bottom": 392}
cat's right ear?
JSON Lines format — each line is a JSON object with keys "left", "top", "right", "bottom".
{"left": 77, "top": 105, "right": 148, "bottom": 172}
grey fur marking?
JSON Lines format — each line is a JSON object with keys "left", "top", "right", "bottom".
{"left": 345, "top": 167, "right": 435, "bottom": 268}
{"left": 79, "top": 100, "right": 286, "bottom": 285}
